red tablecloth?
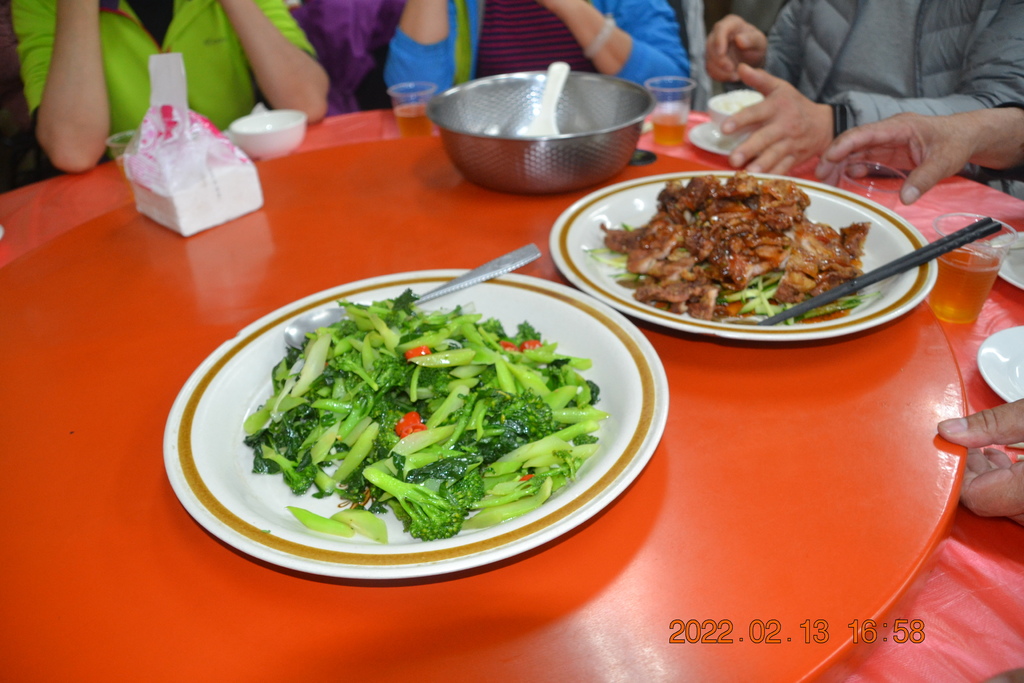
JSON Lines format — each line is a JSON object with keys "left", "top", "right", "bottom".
{"left": 0, "top": 110, "right": 1021, "bottom": 681}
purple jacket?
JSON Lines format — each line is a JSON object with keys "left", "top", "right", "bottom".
{"left": 292, "top": 0, "right": 406, "bottom": 115}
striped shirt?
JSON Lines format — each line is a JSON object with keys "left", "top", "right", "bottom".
{"left": 475, "top": 0, "right": 597, "bottom": 77}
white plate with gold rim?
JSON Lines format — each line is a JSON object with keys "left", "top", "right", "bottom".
{"left": 163, "top": 272, "right": 668, "bottom": 579}
{"left": 549, "top": 172, "right": 936, "bottom": 342}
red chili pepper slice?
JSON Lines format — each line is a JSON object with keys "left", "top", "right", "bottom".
{"left": 519, "top": 339, "right": 542, "bottom": 351}
{"left": 399, "top": 422, "right": 428, "bottom": 438}
{"left": 404, "top": 345, "right": 432, "bottom": 360}
{"left": 397, "top": 422, "right": 428, "bottom": 438}
{"left": 499, "top": 341, "right": 518, "bottom": 351}
{"left": 395, "top": 411, "right": 425, "bottom": 437}
{"left": 519, "top": 474, "right": 534, "bottom": 481}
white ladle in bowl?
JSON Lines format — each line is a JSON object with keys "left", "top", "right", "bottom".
{"left": 522, "top": 61, "right": 570, "bottom": 137}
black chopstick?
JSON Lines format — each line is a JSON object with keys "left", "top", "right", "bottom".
{"left": 757, "top": 217, "right": 1001, "bottom": 326}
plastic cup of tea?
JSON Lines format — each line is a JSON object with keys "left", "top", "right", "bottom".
{"left": 106, "top": 130, "right": 134, "bottom": 157}
{"left": 929, "top": 213, "right": 1017, "bottom": 324}
{"left": 838, "top": 161, "right": 908, "bottom": 210}
{"left": 644, "top": 76, "right": 696, "bottom": 146}
{"left": 387, "top": 82, "right": 437, "bottom": 137}
{"left": 105, "top": 130, "right": 135, "bottom": 178}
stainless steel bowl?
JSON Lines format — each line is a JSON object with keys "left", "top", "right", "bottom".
{"left": 428, "top": 71, "right": 655, "bottom": 194}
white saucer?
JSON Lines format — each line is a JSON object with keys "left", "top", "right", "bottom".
{"left": 977, "top": 326, "right": 1024, "bottom": 403}
{"left": 688, "top": 121, "right": 739, "bottom": 156}
{"left": 999, "top": 245, "right": 1024, "bottom": 290}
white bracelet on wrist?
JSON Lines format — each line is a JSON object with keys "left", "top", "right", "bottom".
{"left": 584, "top": 14, "right": 616, "bottom": 59}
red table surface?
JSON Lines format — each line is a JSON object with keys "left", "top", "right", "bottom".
{"left": 1, "top": 113, "right": 1022, "bottom": 682}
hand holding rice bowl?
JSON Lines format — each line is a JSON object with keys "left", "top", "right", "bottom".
{"left": 707, "top": 90, "right": 764, "bottom": 146}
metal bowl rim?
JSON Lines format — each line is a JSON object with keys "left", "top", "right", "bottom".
{"left": 427, "top": 71, "right": 655, "bottom": 141}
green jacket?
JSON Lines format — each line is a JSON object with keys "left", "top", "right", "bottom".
{"left": 13, "top": 0, "right": 315, "bottom": 134}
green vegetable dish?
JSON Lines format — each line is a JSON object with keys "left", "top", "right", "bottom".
{"left": 242, "top": 290, "right": 608, "bottom": 544}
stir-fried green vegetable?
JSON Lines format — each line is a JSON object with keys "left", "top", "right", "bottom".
{"left": 242, "top": 291, "right": 606, "bottom": 543}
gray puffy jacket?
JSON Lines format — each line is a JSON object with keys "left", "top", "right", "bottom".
{"left": 766, "top": 0, "right": 1024, "bottom": 195}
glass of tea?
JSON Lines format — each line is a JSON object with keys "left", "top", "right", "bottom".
{"left": 643, "top": 76, "right": 696, "bottom": 146}
{"left": 387, "top": 82, "right": 437, "bottom": 137}
{"left": 929, "top": 213, "right": 1017, "bottom": 324}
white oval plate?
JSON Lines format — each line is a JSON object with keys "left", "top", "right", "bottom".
{"left": 978, "top": 326, "right": 1024, "bottom": 403}
{"left": 550, "top": 172, "right": 936, "bottom": 342}
{"left": 164, "top": 272, "right": 669, "bottom": 579}
{"left": 999, "top": 244, "right": 1024, "bottom": 290}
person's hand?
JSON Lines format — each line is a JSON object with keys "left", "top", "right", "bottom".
{"left": 719, "top": 64, "right": 833, "bottom": 175}
{"left": 816, "top": 113, "right": 970, "bottom": 205}
{"left": 705, "top": 14, "right": 767, "bottom": 82}
{"left": 938, "top": 399, "right": 1024, "bottom": 526}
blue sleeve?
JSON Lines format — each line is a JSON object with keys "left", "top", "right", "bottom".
{"left": 596, "top": 0, "right": 690, "bottom": 85}
{"left": 385, "top": 0, "right": 688, "bottom": 89}
{"left": 384, "top": 0, "right": 480, "bottom": 90}
{"left": 384, "top": 29, "right": 456, "bottom": 89}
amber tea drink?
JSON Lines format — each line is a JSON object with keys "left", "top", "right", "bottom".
{"left": 644, "top": 76, "right": 695, "bottom": 146}
{"left": 394, "top": 103, "right": 432, "bottom": 137}
{"left": 929, "top": 213, "right": 1017, "bottom": 323}
{"left": 388, "top": 82, "right": 437, "bottom": 137}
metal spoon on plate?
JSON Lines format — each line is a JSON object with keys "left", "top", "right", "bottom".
{"left": 283, "top": 243, "right": 543, "bottom": 348}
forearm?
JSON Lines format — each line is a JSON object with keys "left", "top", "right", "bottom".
{"left": 540, "top": 0, "right": 631, "bottom": 75}
{"left": 397, "top": 0, "right": 450, "bottom": 44}
{"left": 963, "top": 107, "right": 1024, "bottom": 170}
{"left": 35, "top": 0, "right": 109, "bottom": 173}
{"left": 217, "top": 0, "right": 328, "bottom": 122}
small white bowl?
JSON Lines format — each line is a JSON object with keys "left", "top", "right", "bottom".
{"left": 707, "top": 89, "right": 764, "bottom": 146}
{"left": 228, "top": 109, "right": 307, "bottom": 160}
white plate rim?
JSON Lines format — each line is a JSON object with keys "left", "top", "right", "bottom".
{"left": 163, "top": 272, "right": 669, "bottom": 579}
{"left": 688, "top": 121, "right": 737, "bottom": 156}
{"left": 549, "top": 171, "right": 937, "bottom": 342}
{"left": 999, "top": 247, "right": 1024, "bottom": 290}
{"left": 977, "top": 326, "right": 1024, "bottom": 403}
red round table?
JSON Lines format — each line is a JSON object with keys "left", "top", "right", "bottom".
{"left": 0, "top": 113, "right": 1022, "bottom": 682}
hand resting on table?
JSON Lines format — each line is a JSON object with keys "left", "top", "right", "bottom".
{"left": 816, "top": 108, "right": 1024, "bottom": 205}
{"left": 938, "top": 399, "right": 1024, "bottom": 526}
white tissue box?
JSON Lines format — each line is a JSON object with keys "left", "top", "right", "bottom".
{"left": 123, "top": 52, "right": 265, "bottom": 237}
{"left": 130, "top": 163, "right": 263, "bottom": 237}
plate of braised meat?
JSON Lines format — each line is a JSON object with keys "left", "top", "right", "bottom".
{"left": 550, "top": 172, "right": 936, "bottom": 341}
